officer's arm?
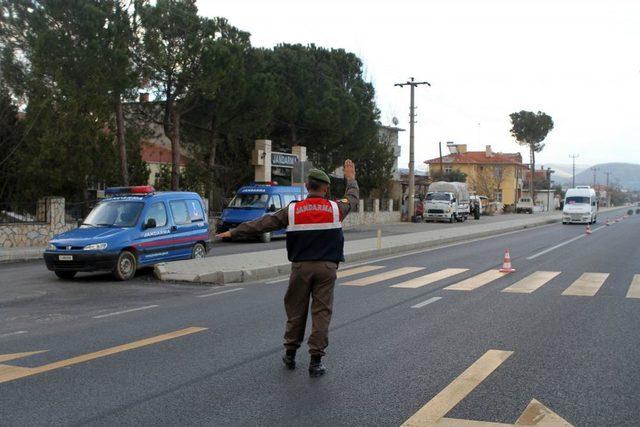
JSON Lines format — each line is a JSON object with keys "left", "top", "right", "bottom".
{"left": 228, "top": 208, "right": 289, "bottom": 239}
{"left": 337, "top": 179, "right": 359, "bottom": 220}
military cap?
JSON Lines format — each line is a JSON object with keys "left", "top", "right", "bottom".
{"left": 307, "top": 168, "right": 331, "bottom": 184}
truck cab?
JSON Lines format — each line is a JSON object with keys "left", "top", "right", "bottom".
{"left": 424, "top": 181, "right": 470, "bottom": 223}
{"left": 217, "top": 184, "right": 307, "bottom": 242}
{"left": 562, "top": 186, "right": 598, "bottom": 224}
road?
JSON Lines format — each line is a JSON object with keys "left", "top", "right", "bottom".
{"left": 0, "top": 209, "right": 638, "bottom": 425}
{"left": 208, "top": 213, "right": 551, "bottom": 256}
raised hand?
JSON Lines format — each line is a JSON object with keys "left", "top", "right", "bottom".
{"left": 344, "top": 159, "right": 356, "bottom": 181}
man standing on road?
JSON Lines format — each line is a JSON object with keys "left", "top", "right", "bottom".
{"left": 216, "top": 160, "right": 359, "bottom": 377}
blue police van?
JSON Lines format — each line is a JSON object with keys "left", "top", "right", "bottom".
{"left": 44, "top": 186, "right": 210, "bottom": 281}
{"left": 216, "top": 184, "right": 307, "bottom": 242}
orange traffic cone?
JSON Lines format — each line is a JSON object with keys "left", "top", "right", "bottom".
{"left": 585, "top": 224, "right": 592, "bottom": 235}
{"left": 499, "top": 249, "right": 516, "bottom": 273}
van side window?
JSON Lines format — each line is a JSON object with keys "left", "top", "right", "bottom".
{"left": 169, "top": 200, "right": 190, "bottom": 225}
{"left": 282, "top": 194, "right": 297, "bottom": 205}
{"left": 270, "top": 195, "right": 282, "bottom": 210}
{"left": 187, "top": 199, "right": 205, "bottom": 222}
{"left": 144, "top": 202, "right": 167, "bottom": 227}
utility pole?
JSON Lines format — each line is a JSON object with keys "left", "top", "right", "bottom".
{"left": 591, "top": 166, "right": 599, "bottom": 188}
{"left": 439, "top": 141, "right": 443, "bottom": 176}
{"left": 395, "top": 77, "right": 430, "bottom": 222}
{"left": 569, "top": 154, "right": 579, "bottom": 188}
{"left": 604, "top": 171, "right": 611, "bottom": 206}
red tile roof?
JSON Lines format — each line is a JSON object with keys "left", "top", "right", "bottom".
{"left": 141, "top": 142, "right": 188, "bottom": 166}
{"left": 425, "top": 151, "right": 524, "bottom": 165}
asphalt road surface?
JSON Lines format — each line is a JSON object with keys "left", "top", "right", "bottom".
{"left": 1, "top": 209, "right": 639, "bottom": 426}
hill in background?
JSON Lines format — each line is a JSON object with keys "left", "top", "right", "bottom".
{"left": 551, "top": 163, "right": 640, "bottom": 190}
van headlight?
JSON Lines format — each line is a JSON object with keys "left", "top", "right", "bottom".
{"left": 47, "top": 244, "right": 56, "bottom": 251}
{"left": 84, "top": 243, "right": 108, "bottom": 251}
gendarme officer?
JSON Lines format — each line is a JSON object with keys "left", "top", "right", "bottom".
{"left": 216, "top": 160, "right": 358, "bottom": 377}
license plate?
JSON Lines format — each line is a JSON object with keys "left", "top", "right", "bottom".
{"left": 58, "top": 255, "right": 73, "bottom": 261}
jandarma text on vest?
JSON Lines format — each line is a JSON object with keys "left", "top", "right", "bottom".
{"left": 295, "top": 203, "right": 333, "bottom": 215}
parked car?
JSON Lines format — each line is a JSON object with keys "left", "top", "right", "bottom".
{"left": 216, "top": 184, "right": 306, "bottom": 242}
{"left": 516, "top": 197, "right": 534, "bottom": 214}
{"left": 43, "top": 186, "right": 209, "bottom": 281}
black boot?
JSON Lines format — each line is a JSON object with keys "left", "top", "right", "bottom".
{"left": 309, "top": 356, "right": 327, "bottom": 377}
{"left": 282, "top": 350, "right": 296, "bottom": 370}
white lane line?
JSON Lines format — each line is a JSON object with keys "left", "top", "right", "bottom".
{"left": 197, "top": 288, "right": 244, "bottom": 298}
{"left": 411, "top": 297, "right": 442, "bottom": 309}
{"left": 0, "top": 330, "right": 28, "bottom": 338}
{"left": 526, "top": 234, "right": 585, "bottom": 260}
{"left": 92, "top": 305, "right": 159, "bottom": 319}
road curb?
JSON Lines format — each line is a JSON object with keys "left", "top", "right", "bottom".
{"left": 155, "top": 216, "right": 563, "bottom": 285}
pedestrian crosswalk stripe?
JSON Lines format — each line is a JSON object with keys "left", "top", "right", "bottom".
{"left": 501, "top": 271, "right": 561, "bottom": 294}
{"left": 561, "top": 273, "right": 609, "bottom": 296}
{"left": 341, "top": 267, "right": 425, "bottom": 287}
{"left": 444, "top": 270, "right": 506, "bottom": 291}
{"left": 391, "top": 268, "right": 469, "bottom": 289}
{"left": 626, "top": 274, "right": 640, "bottom": 299}
{"left": 336, "top": 265, "right": 384, "bottom": 279}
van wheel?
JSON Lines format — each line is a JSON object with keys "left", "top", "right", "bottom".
{"left": 259, "top": 232, "right": 271, "bottom": 243}
{"left": 113, "top": 250, "right": 136, "bottom": 281}
{"left": 55, "top": 270, "right": 76, "bottom": 280}
{"left": 192, "top": 243, "right": 206, "bottom": 259}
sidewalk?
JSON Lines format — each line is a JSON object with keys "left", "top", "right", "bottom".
{"left": 155, "top": 212, "right": 567, "bottom": 284}
{"left": 0, "top": 247, "right": 44, "bottom": 263}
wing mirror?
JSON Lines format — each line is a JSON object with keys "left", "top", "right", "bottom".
{"left": 268, "top": 204, "right": 277, "bottom": 212}
{"left": 144, "top": 218, "right": 157, "bottom": 229}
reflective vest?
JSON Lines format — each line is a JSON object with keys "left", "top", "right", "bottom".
{"left": 286, "top": 197, "right": 344, "bottom": 262}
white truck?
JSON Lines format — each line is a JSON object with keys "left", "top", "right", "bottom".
{"left": 424, "top": 181, "right": 470, "bottom": 223}
{"left": 562, "top": 186, "right": 598, "bottom": 224}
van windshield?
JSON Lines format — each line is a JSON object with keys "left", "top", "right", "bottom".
{"left": 566, "top": 196, "right": 590, "bottom": 204}
{"left": 426, "top": 192, "right": 451, "bottom": 201}
{"left": 228, "top": 193, "right": 269, "bottom": 209}
{"left": 84, "top": 201, "right": 144, "bottom": 227}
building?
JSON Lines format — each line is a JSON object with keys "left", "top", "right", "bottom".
{"left": 424, "top": 143, "right": 527, "bottom": 206}
{"left": 378, "top": 124, "right": 404, "bottom": 181}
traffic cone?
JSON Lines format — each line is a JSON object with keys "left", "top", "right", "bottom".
{"left": 499, "top": 249, "right": 516, "bottom": 273}
{"left": 585, "top": 224, "right": 592, "bottom": 235}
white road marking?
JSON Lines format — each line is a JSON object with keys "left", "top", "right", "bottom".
{"left": 562, "top": 273, "right": 609, "bottom": 297}
{"left": 626, "top": 275, "right": 640, "bottom": 299}
{"left": 445, "top": 270, "right": 506, "bottom": 291}
{"left": 527, "top": 223, "right": 607, "bottom": 261}
{"left": 502, "top": 271, "right": 561, "bottom": 294}
{"left": 526, "top": 234, "right": 585, "bottom": 260}
{"left": 197, "top": 288, "right": 244, "bottom": 298}
{"left": 391, "top": 268, "right": 468, "bottom": 289}
{"left": 411, "top": 297, "right": 442, "bottom": 309}
{"left": 92, "top": 305, "right": 159, "bottom": 319}
{"left": 0, "top": 331, "right": 27, "bottom": 338}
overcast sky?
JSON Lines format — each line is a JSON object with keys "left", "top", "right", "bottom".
{"left": 199, "top": 0, "right": 640, "bottom": 170}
